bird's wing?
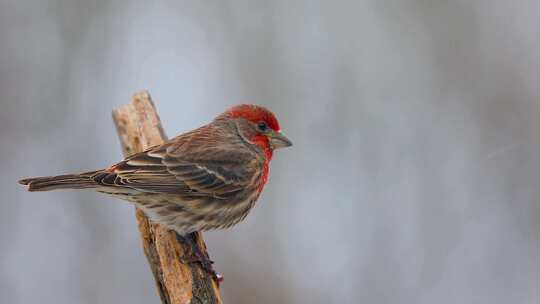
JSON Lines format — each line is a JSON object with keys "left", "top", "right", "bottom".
{"left": 93, "top": 124, "right": 260, "bottom": 198}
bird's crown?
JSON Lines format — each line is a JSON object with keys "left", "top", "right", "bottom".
{"left": 218, "top": 104, "right": 281, "bottom": 132}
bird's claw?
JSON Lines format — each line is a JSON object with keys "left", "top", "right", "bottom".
{"left": 181, "top": 252, "right": 223, "bottom": 284}
{"left": 178, "top": 233, "right": 224, "bottom": 284}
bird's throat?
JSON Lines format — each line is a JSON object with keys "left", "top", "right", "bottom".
{"left": 251, "top": 135, "right": 273, "bottom": 161}
{"left": 251, "top": 135, "right": 272, "bottom": 192}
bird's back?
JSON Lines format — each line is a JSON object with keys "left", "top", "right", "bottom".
{"left": 108, "top": 120, "right": 268, "bottom": 234}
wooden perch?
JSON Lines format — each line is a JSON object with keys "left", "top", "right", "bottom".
{"left": 112, "top": 91, "right": 223, "bottom": 304}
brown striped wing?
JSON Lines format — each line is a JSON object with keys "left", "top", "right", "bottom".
{"left": 93, "top": 124, "right": 260, "bottom": 199}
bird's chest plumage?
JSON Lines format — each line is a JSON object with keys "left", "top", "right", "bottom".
{"left": 129, "top": 187, "right": 262, "bottom": 235}
{"left": 127, "top": 154, "right": 267, "bottom": 235}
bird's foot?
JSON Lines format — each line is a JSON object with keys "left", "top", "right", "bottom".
{"left": 177, "top": 233, "right": 224, "bottom": 284}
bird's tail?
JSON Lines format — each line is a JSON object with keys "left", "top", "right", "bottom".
{"left": 18, "top": 171, "right": 101, "bottom": 192}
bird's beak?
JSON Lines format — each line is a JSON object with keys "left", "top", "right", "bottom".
{"left": 269, "top": 131, "right": 293, "bottom": 150}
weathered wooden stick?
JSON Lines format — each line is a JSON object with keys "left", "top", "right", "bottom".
{"left": 112, "top": 91, "right": 223, "bottom": 304}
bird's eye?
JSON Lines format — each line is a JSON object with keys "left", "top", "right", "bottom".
{"left": 257, "top": 121, "right": 269, "bottom": 132}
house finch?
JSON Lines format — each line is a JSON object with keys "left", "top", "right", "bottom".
{"left": 19, "top": 104, "right": 292, "bottom": 275}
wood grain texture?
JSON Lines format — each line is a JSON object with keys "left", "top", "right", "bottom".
{"left": 112, "top": 91, "right": 223, "bottom": 304}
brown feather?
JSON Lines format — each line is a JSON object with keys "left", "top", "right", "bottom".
{"left": 18, "top": 171, "right": 100, "bottom": 192}
{"left": 18, "top": 104, "right": 287, "bottom": 235}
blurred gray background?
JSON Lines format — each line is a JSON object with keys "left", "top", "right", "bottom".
{"left": 2, "top": 1, "right": 540, "bottom": 303}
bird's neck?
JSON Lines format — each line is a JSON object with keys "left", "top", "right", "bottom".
{"left": 258, "top": 157, "right": 271, "bottom": 193}
{"left": 251, "top": 134, "right": 273, "bottom": 192}
{"left": 251, "top": 135, "right": 273, "bottom": 161}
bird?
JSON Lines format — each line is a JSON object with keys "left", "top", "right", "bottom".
{"left": 19, "top": 104, "right": 292, "bottom": 277}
